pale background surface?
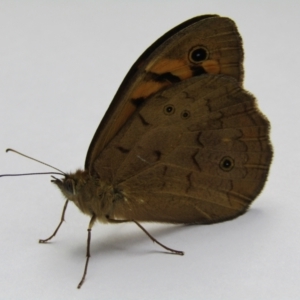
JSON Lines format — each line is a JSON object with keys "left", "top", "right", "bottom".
{"left": 0, "top": 1, "right": 299, "bottom": 299}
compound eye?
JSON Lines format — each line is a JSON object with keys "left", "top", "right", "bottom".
{"left": 65, "top": 178, "right": 75, "bottom": 194}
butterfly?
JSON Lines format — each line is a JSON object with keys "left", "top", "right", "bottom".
{"left": 6, "top": 15, "right": 273, "bottom": 288}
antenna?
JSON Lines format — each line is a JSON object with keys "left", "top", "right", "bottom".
{"left": 0, "top": 148, "right": 66, "bottom": 178}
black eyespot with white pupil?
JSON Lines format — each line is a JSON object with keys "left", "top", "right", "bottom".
{"left": 189, "top": 46, "right": 208, "bottom": 63}
{"left": 219, "top": 156, "right": 235, "bottom": 172}
{"left": 164, "top": 104, "right": 175, "bottom": 115}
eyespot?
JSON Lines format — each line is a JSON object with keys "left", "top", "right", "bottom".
{"left": 181, "top": 110, "right": 190, "bottom": 119}
{"left": 219, "top": 156, "right": 235, "bottom": 172}
{"left": 189, "top": 46, "right": 208, "bottom": 63}
{"left": 163, "top": 104, "right": 175, "bottom": 115}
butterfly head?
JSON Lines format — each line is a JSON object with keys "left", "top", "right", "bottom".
{"left": 51, "top": 170, "right": 115, "bottom": 220}
{"left": 51, "top": 170, "right": 89, "bottom": 206}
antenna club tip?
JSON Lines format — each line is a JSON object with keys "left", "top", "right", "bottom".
{"left": 6, "top": 148, "right": 12, "bottom": 153}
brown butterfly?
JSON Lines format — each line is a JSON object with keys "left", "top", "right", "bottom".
{"left": 5, "top": 15, "right": 273, "bottom": 288}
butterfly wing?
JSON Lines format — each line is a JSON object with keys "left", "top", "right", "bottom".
{"left": 86, "top": 15, "right": 244, "bottom": 171}
{"left": 94, "top": 75, "right": 272, "bottom": 224}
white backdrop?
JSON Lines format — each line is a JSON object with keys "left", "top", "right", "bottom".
{"left": 0, "top": 1, "right": 299, "bottom": 299}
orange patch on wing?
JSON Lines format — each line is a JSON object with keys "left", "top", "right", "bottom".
{"left": 131, "top": 81, "right": 170, "bottom": 100}
{"left": 149, "top": 59, "right": 193, "bottom": 80}
{"left": 202, "top": 60, "right": 220, "bottom": 74}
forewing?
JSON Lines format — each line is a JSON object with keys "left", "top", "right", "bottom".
{"left": 86, "top": 15, "right": 244, "bottom": 170}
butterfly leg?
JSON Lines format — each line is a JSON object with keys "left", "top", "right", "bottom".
{"left": 77, "top": 213, "right": 97, "bottom": 289}
{"left": 39, "top": 199, "right": 69, "bottom": 243}
{"left": 107, "top": 217, "right": 184, "bottom": 255}
{"left": 133, "top": 220, "right": 184, "bottom": 256}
